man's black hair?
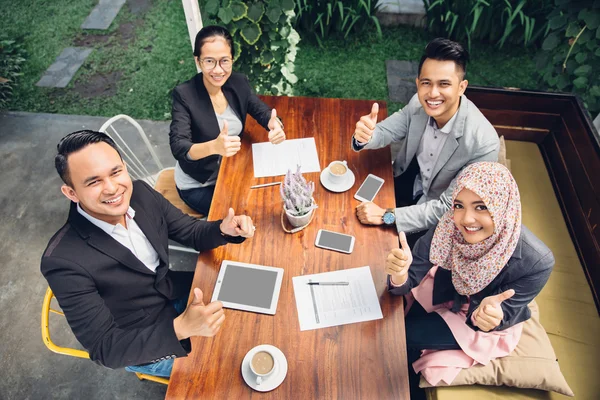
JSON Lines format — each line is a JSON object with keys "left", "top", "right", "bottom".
{"left": 55, "top": 130, "right": 121, "bottom": 186}
{"left": 418, "top": 38, "right": 470, "bottom": 80}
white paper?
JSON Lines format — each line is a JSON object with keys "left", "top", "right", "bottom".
{"left": 252, "top": 138, "right": 321, "bottom": 178}
{"left": 292, "top": 266, "right": 383, "bottom": 331}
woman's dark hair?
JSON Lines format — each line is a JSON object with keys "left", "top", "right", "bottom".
{"left": 55, "top": 130, "right": 121, "bottom": 186}
{"left": 418, "top": 38, "right": 470, "bottom": 80}
{"left": 193, "top": 25, "right": 234, "bottom": 58}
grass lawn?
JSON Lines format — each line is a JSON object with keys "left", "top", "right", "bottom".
{"left": 2, "top": 0, "right": 544, "bottom": 120}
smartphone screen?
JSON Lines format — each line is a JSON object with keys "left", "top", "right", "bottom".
{"left": 355, "top": 175, "right": 384, "bottom": 202}
{"left": 316, "top": 230, "right": 354, "bottom": 253}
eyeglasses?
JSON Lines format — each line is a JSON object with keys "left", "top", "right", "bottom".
{"left": 199, "top": 57, "right": 233, "bottom": 71}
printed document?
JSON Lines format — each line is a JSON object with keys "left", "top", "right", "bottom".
{"left": 252, "top": 138, "right": 321, "bottom": 177}
{"left": 292, "top": 266, "right": 383, "bottom": 331}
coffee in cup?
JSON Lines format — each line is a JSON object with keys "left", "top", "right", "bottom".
{"left": 328, "top": 160, "right": 349, "bottom": 184}
{"left": 251, "top": 351, "right": 274, "bottom": 375}
{"left": 250, "top": 349, "right": 277, "bottom": 385}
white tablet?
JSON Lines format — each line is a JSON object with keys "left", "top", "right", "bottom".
{"left": 211, "top": 260, "right": 284, "bottom": 315}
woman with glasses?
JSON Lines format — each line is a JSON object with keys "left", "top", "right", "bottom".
{"left": 169, "top": 25, "right": 286, "bottom": 215}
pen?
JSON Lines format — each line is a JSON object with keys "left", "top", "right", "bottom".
{"left": 307, "top": 281, "right": 349, "bottom": 286}
{"left": 250, "top": 182, "right": 282, "bottom": 189}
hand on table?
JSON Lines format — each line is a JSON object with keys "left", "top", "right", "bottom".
{"left": 213, "top": 120, "right": 241, "bottom": 157}
{"left": 356, "top": 201, "right": 385, "bottom": 225}
{"left": 385, "top": 232, "right": 412, "bottom": 287}
{"left": 472, "top": 289, "right": 516, "bottom": 332}
{"left": 267, "top": 109, "right": 285, "bottom": 144}
{"left": 220, "top": 207, "right": 255, "bottom": 238}
{"left": 353, "top": 103, "right": 379, "bottom": 144}
{"left": 173, "top": 288, "right": 225, "bottom": 340}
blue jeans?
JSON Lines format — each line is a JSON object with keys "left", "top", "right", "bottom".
{"left": 124, "top": 297, "right": 188, "bottom": 378}
{"left": 177, "top": 186, "right": 215, "bottom": 215}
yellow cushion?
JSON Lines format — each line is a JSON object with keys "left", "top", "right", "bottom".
{"left": 426, "top": 141, "right": 600, "bottom": 400}
{"left": 497, "top": 136, "right": 511, "bottom": 171}
{"left": 420, "top": 301, "right": 573, "bottom": 396}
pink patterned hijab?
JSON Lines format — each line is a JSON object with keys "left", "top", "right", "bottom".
{"left": 429, "top": 162, "right": 521, "bottom": 295}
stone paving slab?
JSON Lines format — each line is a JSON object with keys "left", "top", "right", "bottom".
{"left": 81, "top": 0, "right": 127, "bottom": 30}
{"left": 386, "top": 60, "right": 419, "bottom": 104}
{"left": 36, "top": 47, "right": 93, "bottom": 88}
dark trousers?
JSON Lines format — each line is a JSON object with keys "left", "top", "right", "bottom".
{"left": 394, "top": 157, "right": 427, "bottom": 248}
{"left": 405, "top": 301, "right": 460, "bottom": 400}
{"left": 177, "top": 185, "right": 215, "bottom": 215}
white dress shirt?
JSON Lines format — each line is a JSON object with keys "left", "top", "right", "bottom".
{"left": 413, "top": 112, "right": 458, "bottom": 198}
{"left": 77, "top": 204, "right": 160, "bottom": 272}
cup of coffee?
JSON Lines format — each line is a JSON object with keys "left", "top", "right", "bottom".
{"left": 328, "top": 160, "right": 349, "bottom": 184}
{"left": 250, "top": 349, "right": 277, "bottom": 385}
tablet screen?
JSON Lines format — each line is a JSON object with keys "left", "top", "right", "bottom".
{"left": 217, "top": 264, "right": 278, "bottom": 308}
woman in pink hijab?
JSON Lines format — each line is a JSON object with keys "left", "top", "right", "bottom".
{"left": 385, "top": 162, "right": 554, "bottom": 399}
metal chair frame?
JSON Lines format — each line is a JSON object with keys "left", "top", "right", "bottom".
{"left": 99, "top": 114, "right": 199, "bottom": 254}
{"left": 41, "top": 287, "right": 169, "bottom": 385}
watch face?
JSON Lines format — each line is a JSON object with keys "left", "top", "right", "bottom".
{"left": 383, "top": 212, "right": 395, "bottom": 225}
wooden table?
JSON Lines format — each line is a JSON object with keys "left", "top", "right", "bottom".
{"left": 165, "top": 96, "right": 409, "bottom": 399}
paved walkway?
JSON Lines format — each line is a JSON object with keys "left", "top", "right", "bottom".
{"left": 37, "top": 0, "right": 126, "bottom": 88}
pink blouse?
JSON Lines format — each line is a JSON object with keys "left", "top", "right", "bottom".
{"left": 405, "top": 266, "right": 524, "bottom": 385}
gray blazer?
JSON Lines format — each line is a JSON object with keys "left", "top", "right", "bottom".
{"left": 388, "top": 225, "right": 554, "bottom": 331}
{"left": 357, "top": 94, "right": 499, "bottom": 233}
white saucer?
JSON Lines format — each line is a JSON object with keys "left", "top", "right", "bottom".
{"left": 320, "top": 167, "right": 355, "bottom": 193}
{"left": 241, "top": 344, "right": 288, "bottom": 392}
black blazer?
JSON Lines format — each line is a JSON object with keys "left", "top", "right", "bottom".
{"left": 388, "top": 225, "right": 554, "bottom": 331}
{"left": 41, "top": 181, "right": 240, "bottom": 369}
{"left": 169, "top": 72, "right": 272, "bottom": 184}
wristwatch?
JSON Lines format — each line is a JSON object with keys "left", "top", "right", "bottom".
{"left": 382, "top": 208, "right": 396, "bottom": 225}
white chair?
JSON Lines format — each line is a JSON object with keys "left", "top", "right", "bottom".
{"left": 100, "top": 114, "right": 202, "bottom": 254}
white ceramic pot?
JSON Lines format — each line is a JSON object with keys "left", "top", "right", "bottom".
{"left": 285, "top": 207, "right": 314, "bottom": 228}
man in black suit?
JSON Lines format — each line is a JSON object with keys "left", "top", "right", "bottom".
{"left": 41, "top": 130, "right": 255, "bottom": 378}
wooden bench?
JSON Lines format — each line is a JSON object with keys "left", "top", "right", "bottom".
{"left": 425, "top": 87, "right": 600, "bottom": 399}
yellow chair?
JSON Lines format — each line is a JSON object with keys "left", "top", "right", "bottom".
{"left": 41, "top": 286, "right": 170, "bottom": 385}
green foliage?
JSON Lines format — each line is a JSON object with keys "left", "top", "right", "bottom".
{"left": 0, "top": 36, "right": 26, "bottom": 110}
{"left": 203, "top": 0, "right": 299, "bottom": 95}
{"left": 1, "top": 0, "right": 545, "bottom": 119}
{"left": 294, "top": 26, "right": 542, "bottom": 114}
{"left": 293, "top": 0, "right": 382, "bottom": 45}
{"left": 423, "top": 0, "right": 553, "bottom": 51}
{"left": 537, "top": 1, "right": 600, "bottom": 113}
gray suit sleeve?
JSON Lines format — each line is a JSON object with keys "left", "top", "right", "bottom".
{"left": 351, "top": 102, "right": 413, "bottom": 151}
{"left": 394, "top": 135, "right": 500, "bottom": 234}
{"left": 466, "top": 249, "right": 554, "bottom": 332}
{"left": 367, "top": 106, "right": 411, "bottom": 149}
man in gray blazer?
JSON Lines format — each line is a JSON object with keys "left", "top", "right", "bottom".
{"left": 353, "top": 38, "right": 499, "bottom": 242}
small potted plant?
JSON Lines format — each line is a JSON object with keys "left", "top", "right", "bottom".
{"left": 280, "top": 165, "right": 318, "bottom": 228}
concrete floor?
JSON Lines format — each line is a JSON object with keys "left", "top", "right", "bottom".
{"left": 0, "top": 111, "right": 198, "bottom": 400}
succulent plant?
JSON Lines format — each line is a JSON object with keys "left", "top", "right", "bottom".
{"left": 280, "top": 165, "right": 317, "bottom": 217}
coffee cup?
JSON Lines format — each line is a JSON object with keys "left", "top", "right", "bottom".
{"left": 250, "top": 349, "right": 277, "bottom": 385}
{"left": 328, "top": 160, "right": 349, "bottom": 184}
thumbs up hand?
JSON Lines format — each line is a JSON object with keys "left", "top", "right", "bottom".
{"left": 213, "top": 120, "right": 241, "bottom": 157}
{"left": 173, "top": 288, "right": 226, "bottom": 340}
{"left": 219, "top": 207, "right": 256, "bottom": 238}
{"left": 354, "top": 103, "right": 379, "bottom": 144}
{"left": 385, "top": 232, "right": 413, "bottom": 287}
{"left": 267, "top": 108, "right": 286, "bottom": 144}
{"left": 472, "top": 289, "right": 516, "bottom": 332}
